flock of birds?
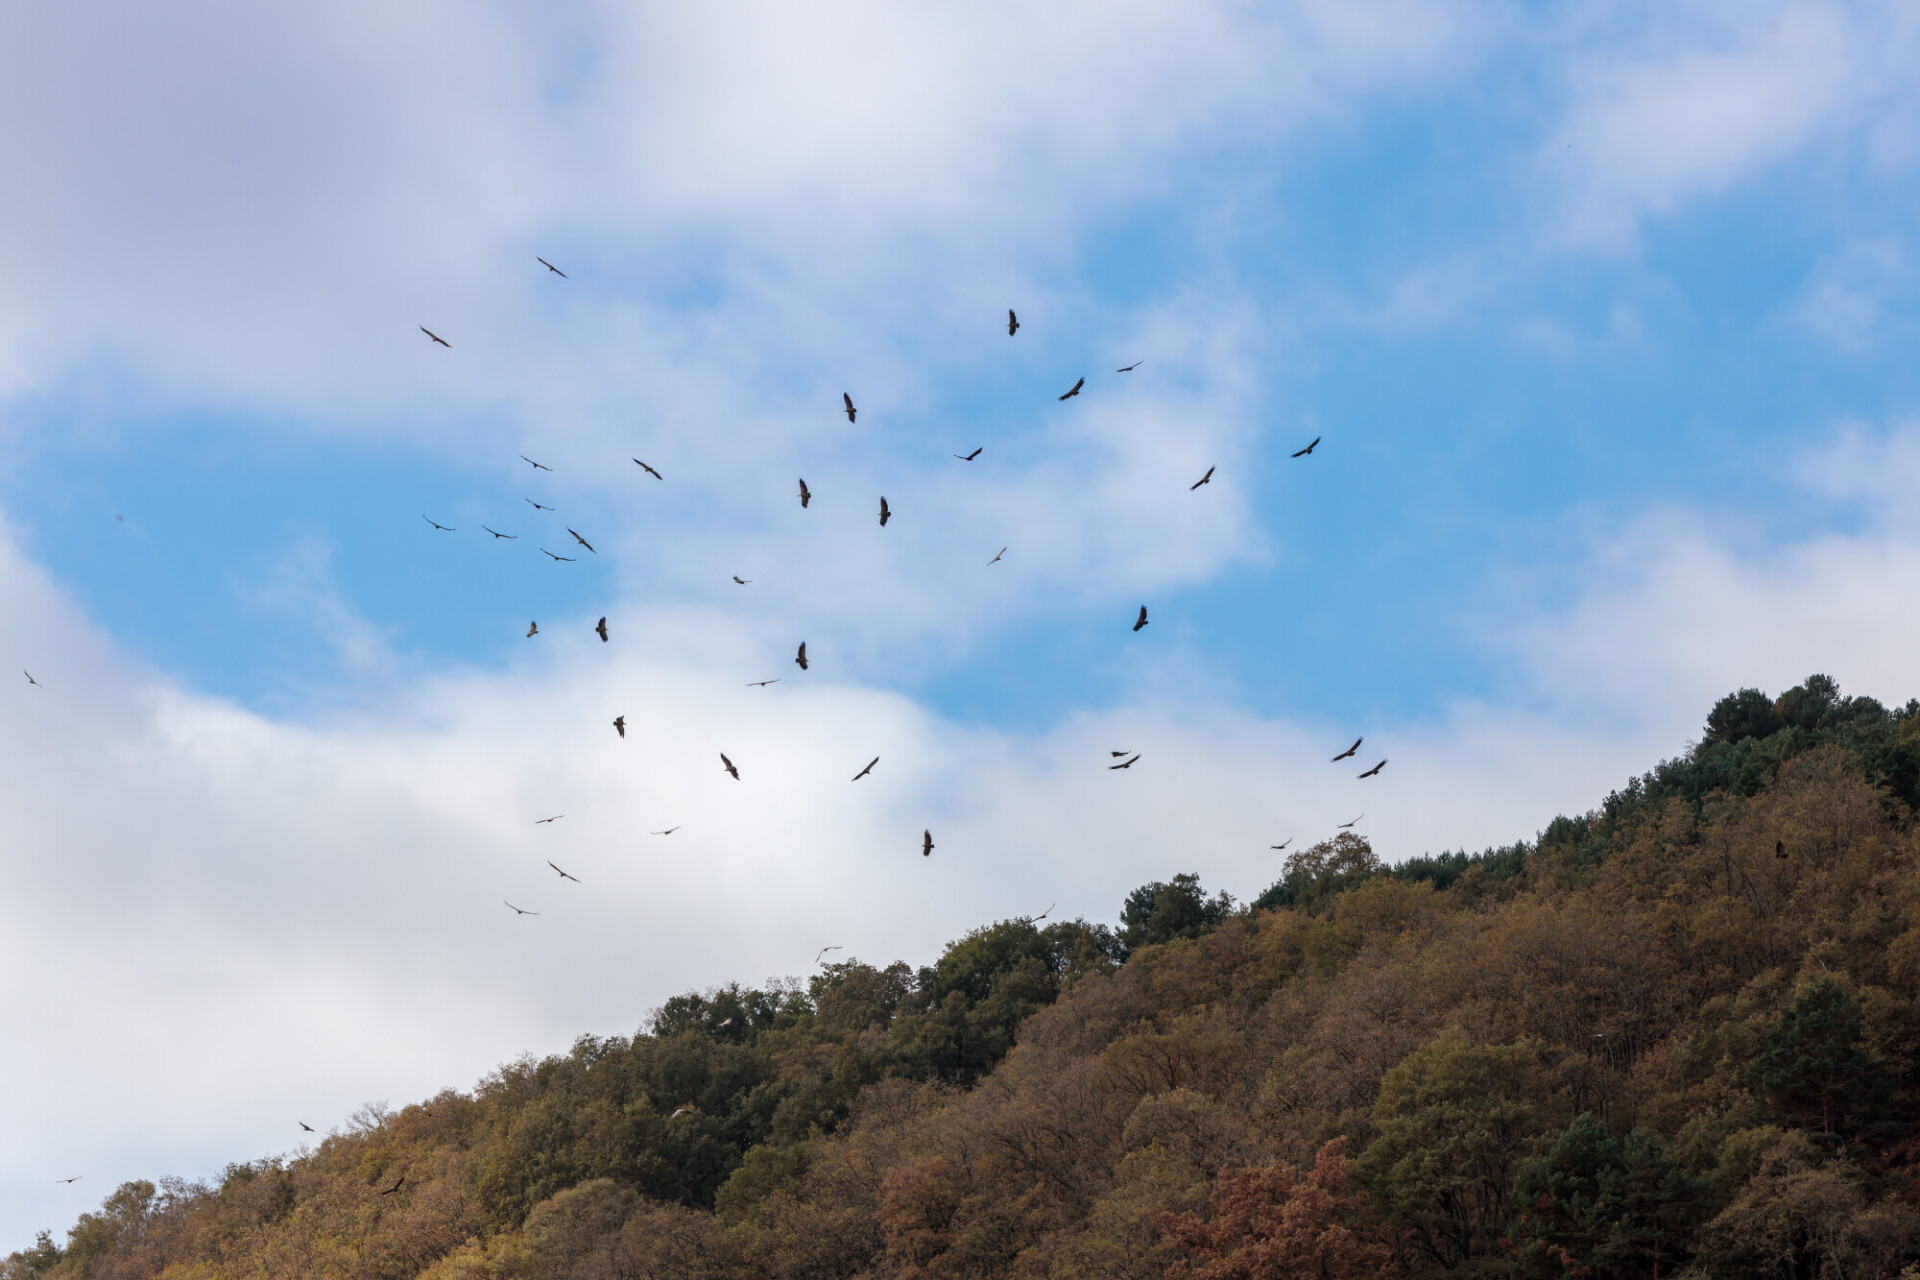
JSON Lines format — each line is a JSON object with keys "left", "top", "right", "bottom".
{"left": 25, "top": 279, "right": 1387, "bottom": 1167}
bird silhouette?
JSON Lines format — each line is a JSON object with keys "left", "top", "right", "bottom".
{"left": 1110, "top": 750, "right": 1132, "bottom": 757}
{"left": 1358, "top": 760, "right": 1387, "bottom": 779}
{"left": 721, "top": 753, "right": 740, "bottom": 780}
{"left": 379, "top": 1177, "right": 405, "bottom": 1196}
{"left": 795, "top": 642, "right": 809, "bottom": 670}
{"left": 633, "top": 459, "right": 662, "bottom": 480}
{"left": 526, "top": 621, "right": 539, "bottom": 636}
{"left": 482, "top": 526, "right": 516, "bottom": 539}
{"left": 852, "top": 757, "right": 879, "bottom": 781}
{"left": 879, "top": 497, "right": 891, "bottom": 527}
{"left": 613, "top": 716, "right": 626, "bottom": 738}
{"left": 596, "top": 616, "right": 609, "bottom": 642}
{"left": 1270, "top": 839, "right": 1292, "bottom": 851}
{"left": 956, "top": 447, "right": 982, "bottom": 461}
{"left": 299, "top": 1122, "right": 315, "bottom": 1132}
{"left": 1332, "top": 737, "right": 1362, "bottom": 762}
{"left": 537, "top": 257, "right": 567, "bottom": 276}
{"left": 669, "top": 1106, "right": 696, "bottom": 1120}
{"left": 504, "top": 901, "right": 539, "bottom": 915}
{"left": 1007, "top": 309, "right": 1019, "bottom": 336}
{"left": 420, "top": 327, "right": 450, "bottom": 347}
{"left": 988, "top": 547, "right": 1006, "bottom": 565}
{"left": 922, "top": 830, "right": 934, "bottom": 857}
{"left": 1190, "top": 466, "right": 1214, "bottom": 490}
{"left": 798, "top": 479, "right": 811, "bottom": 508}
{"left": 535, "top": 815, "right": 563, "bottom": 824}
{"left": 541, "top": 549, "right": 574, "bottom": 562}
{"left": 733, "top": 576, "right": 751, "bottom": 584}
{"left": 422, "top": 515, "right": 455, "bottom": 531}
{"left": 1292, "top": 436, "right": 1321, "bottom": 457}
{"left": 1110, "top": 754, "right": 1141, "bottom": 770}
{"left": 526, "top": 498, "right": 554, "bottom": 511}
{"left": 1059, "top": 377, "right": 1084, "bottom": 400}
{"left": 56, "top": 1176, "right": 81, "bottom": 1184}
{"left": 1339, "top": 814, "right": 1363, "bottom": 829}
{"left": 24, "top": 671, "right": 40, "bottom": 688}
{"left": 568, "top": 528, "right": 595, "bottom": 553}
{"left": 521, "top": 456, "right": 551, "bottom": 471}
{"left": 843, "top": 393, "right": 857, "bottom": 423}
{"left": 652, "top": 827, "right": 681, "bottom": 836}
{"left": 1132, "top": 606, "right": 1149, "bottom": 632}
{"left": 1032, "top": 903, "right": 1054, "bottom": 922}
{"left": 747, "top": 679, "right": 780, "bottom": 687}
{"left": 548, "top": 861, "right": 580, "bottom": 882}
{"left": 1117, "top": 360, "right": 1143, "bottom": 372}
{"left": 816, "top": 945, "right": 844, "bottom": 964}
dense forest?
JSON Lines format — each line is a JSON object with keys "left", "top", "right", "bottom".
{"left": 13, "top": 673, "right": 1920, "bottom": 1280}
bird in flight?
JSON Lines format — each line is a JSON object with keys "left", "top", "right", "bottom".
{"left": 482, "top": 526, "right": 516, "bottom": 539}
{"left": 669, "top": 1106, "right": 695, "bottom": 1120}
{"left": 1117, "top": 360, "right": 1143, "bottom": 373}
{"left": 535, "top": 815, "right": 563, "bottom": 823}
{"left": 420, "top": 327, "right": 450, "bottom": 347}
{"left": 613, "top": 716, "right": 626, "bottom": 738}
{"left": 747, "top": 679, "right": 780, "bottom": 687}
{"left": 852, "top": 756, "right": 879, "bottom": 781}
{"left": 1358, "top": 760, "right": 1387, "bottom": 779}
{"left": 568, "top": 528, "right": 595, "bottom": 553}
{"left": 1270, "top": 839, "right": 1292, "bottom": 851}
{"left": 56, "top": 1176, "right": 81, "bottom": 1184}
{"left": 299, "top": 1121, "right": 315, "bottom": 1132}
{"left": 379, "top": 1177, "right": 405, "bottom": 1196}
{"left": 24, "top": 671, "right": 40, "bottom": 688}
{"left": 922, "top": 830, "right": 934, "bottom": 857}
{"left": 526, "top": 621, "right": 539, "bottom": 636}
{"left": 652, "top": 827, "right": 681, "bottom": 836}
{"left": 422, "top": 516, "right": 454, "bottom": 531}
{"left": 721, "top": 753, "right": 740, "bottom": 780}
{"left": 817, "top": 944, "right": 844, "bottom": 964}
{"left": 1338, "top": 814, "right": 1363, "bottom": 829}
{"left": 1110, "top": 750, "right": 1132, "bottom": 757}
{"left": 843, "top": 393, "right": 857, "bottom": 423}
{"left": 795, "top": 642, "right": 809, "bottom": 670}
{"left": 879, "top": 497, "right": 891, "bottom": 527}
{"left": 526, "top": 498, "right": 554, "bottom": 511}
{"left": 1190, "top": 467, "right": 1215, "bottom": 490}
{"left": 596, "top": 616, "right": 609, "bottom": 642}
{"left": 521, "top": 456, "right": 552, "bottom": 471}
{"left": 733, "top": 576, "right": 751, "bottom": 585}
{"left": 1292, "top": 436, "right": 1321, "bottom": 457}
{"left": 988, "top": 547, "right": 1006, "bottom": 565}
{"left": 956, "top": 447, "right": 982, "bottom": 461}
{"left": 547, "top": 861, "right": 580, "bottom": 882}
{"left": 798, "top": 479, "right": 811, "bottom": 508}
{"left": 1332, "top": 737, "right": 1362, "bottom": 762}
{"left": 1007, "top": 309, "right": 1019, "bottom": 336}
{"left": 1059, "top": 377, "right": 1084, "bottom": 400}
{"left": 1132, "top": 606, "right": 1149, "bottom": 632}
{"left": 1110, "top": 754, "right": 1141, "bottom": 770}
{"left": 633, "top": 459, "right": 662, "bottom": 480}
{"left": 1032, "top": 903, "right": 1054, "bottom": 922}
{"left": 537, "top": 257, "right": 567, "bottom": 277}
{"left": 504, "top": 901, "right": 539, "bottom": 915}
{"left": 541, "top": 549, "right": 574, "bottom": 562}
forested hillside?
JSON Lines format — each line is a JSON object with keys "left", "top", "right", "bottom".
{"left": 13, "top": 674, "right": 1920, "bottom": 1280}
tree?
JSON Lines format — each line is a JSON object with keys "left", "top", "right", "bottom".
{"left": 1704, "top": 688, "right": 1784, "bottom": 745}
{"left": 1161, "top": 1140, "right": 1395, "bottom": 1280}
{"left": 1510, "top": 1113, "right": 1709, "bottom": 1277}
{"left": 1253, "top": 834, "right": 1382, "bottom": 913}
{"left": 1745, "top": 979, "right": 1894, "bottom": 1138}
{"left": 1121, "top": 874, "right": 1232, "bottom": 953}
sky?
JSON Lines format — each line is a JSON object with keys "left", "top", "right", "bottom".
{"left": 5, "top": 0, "right": 1920, "bottom": 1246}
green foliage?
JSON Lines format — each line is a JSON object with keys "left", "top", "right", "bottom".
{"left": 1120, "top": 872, "right": 1232, "bottom": 951}
{"left": 1253, "top": 833, "right": 1380, "bottom": 912}
{"left": 1510, "top": 1113, "right": 1710, "bottom": 1277}
{"left": 1745, "top": 978, "right": 1896, "bottom": 1139}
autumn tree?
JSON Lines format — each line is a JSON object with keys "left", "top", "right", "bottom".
{"left": 1161, "top": 1139, "right": 1394, "bottom": 1280}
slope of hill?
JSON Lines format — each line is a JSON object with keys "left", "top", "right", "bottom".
{"left": 11, "top": 674, "right": 1920, "bottom": 1280}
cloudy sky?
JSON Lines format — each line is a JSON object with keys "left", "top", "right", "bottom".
{"left": 6, "top": 0, "right": 1920, "bottom": 1244}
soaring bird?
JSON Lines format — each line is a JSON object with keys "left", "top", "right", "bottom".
{"left": 613, "top": 715, "right": 626, "bottom": 738}
{"left": 843, "top": 393, "right": 857, "bottom": 423}
{"left": 652, "top": 827, "right": 681, "bottom": 836}
{"left": 527, "top": 621, "right": 539, "bottom": 636}
{"left": 1358, "top": 760, "right": 1387, "bottom": 779}
{"left": 633, "top": 459, "right": 662, "bottom": 480}
{"left": 596, "top": 616, "right": 609, "bottom": 642}
{"left": 956, "top": 447, "right": 982, "bottom": 461}
{"left": 798, "top": 479, "right": 811, "bottom": 508}
{"left": 420, "top": 327, "right": 450, "bottom": 347}
{"left": 747, "top": 679, "right": 780, "bottom": 687}
{"left": 55, "top": 1176, "right": 82, "bottom": 1184}
{"left": 1190, "top": 466, "right": 1215, "bottom": 490}
{"left": 548, "top": 861, "right": 580, "bottom": 882}
{"left": 720, "top": 753, "right": 740, "bottom": 780}
{"left": 1338, "top": 814, "right": 1363, "bottom": 829}
{"left": 1032, "top": 903, "right": 1054, "bottom": 922}
{"left": 1110, "top": 750, "right": 1132, "bottom": 757}
{"left": 733, "top": 576, "right": 751, "bottom": 584}
{"left": 535, "top": 815, "right": 564, "bottom": 823}
{"left": 24, "top": 671, "right": 40, "bottom": 688}
{"left": 1007, "top": 309, "right": 1019, "bottom": 336}
{"left": 988, "top": 547, "right": 1006, "bottom": 565}
{"left": 521, "top": 456, "right": 551, "bottom": 471}
{"left": 527, "top": 498, "right": 554, "bottom": 511}
{"left": 299, "top": 1122, "right": 315, "bottom": 1132}
{"left": 1292, "top": 436, "right": 1321, "bottom": 457}
{"left": 795, "top": 642, "right": 809, "bottom": 670}
{"left": 922, "top": 830, "right": 934, "bottom": 857}
{"left": 537, "top": 257, "right": 567, "bottom": 277}
{"left": 422, "top": 515, "right": 455, "bottom": 532}
{"left": 568, "top": 528, "right": 595, "bottom": 553}
{"left": 1110, "top": 754, "right": 1141, "bottom": 770}
{"left": 852, "top": 757, "right": 879, "bottom": 781}
{"left": 1331, "top": 737, "right": 1362, "bottom": 762}
{"left": 1270, "top": 839, "right": 1292, "bottom": 851}
{"left": 1059, "top": 377, "right": 1084, "bottom": 400}
{"left": 668, "top": 1106, "right": 695, "bottom": 1120}
{"left": 816, "top": 945, "right": 844, "bottom": 964}
{"left": 380, "top": 1177, "right": 405, "bottom": 1196}
{"left": 1132, "top": 606, "right": 1149, "bottom": 632}
{"left": 504, "top": 901, "right": 539, "bottom": 915}
{"left": 1117, "top": 360, "right": 1143, "bottom": 372}
{"left": 541, "top": 549, "right": 574, "bottom": 562}
{"left": 879, "top": 497, "right": 891, "bottom": 527}
{"left": 482, "top": 526, "right": 516, "bottom": 539}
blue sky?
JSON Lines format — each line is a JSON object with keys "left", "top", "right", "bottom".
{"left": 6, "top": 0, "right": 1920, "bottom": 1246}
